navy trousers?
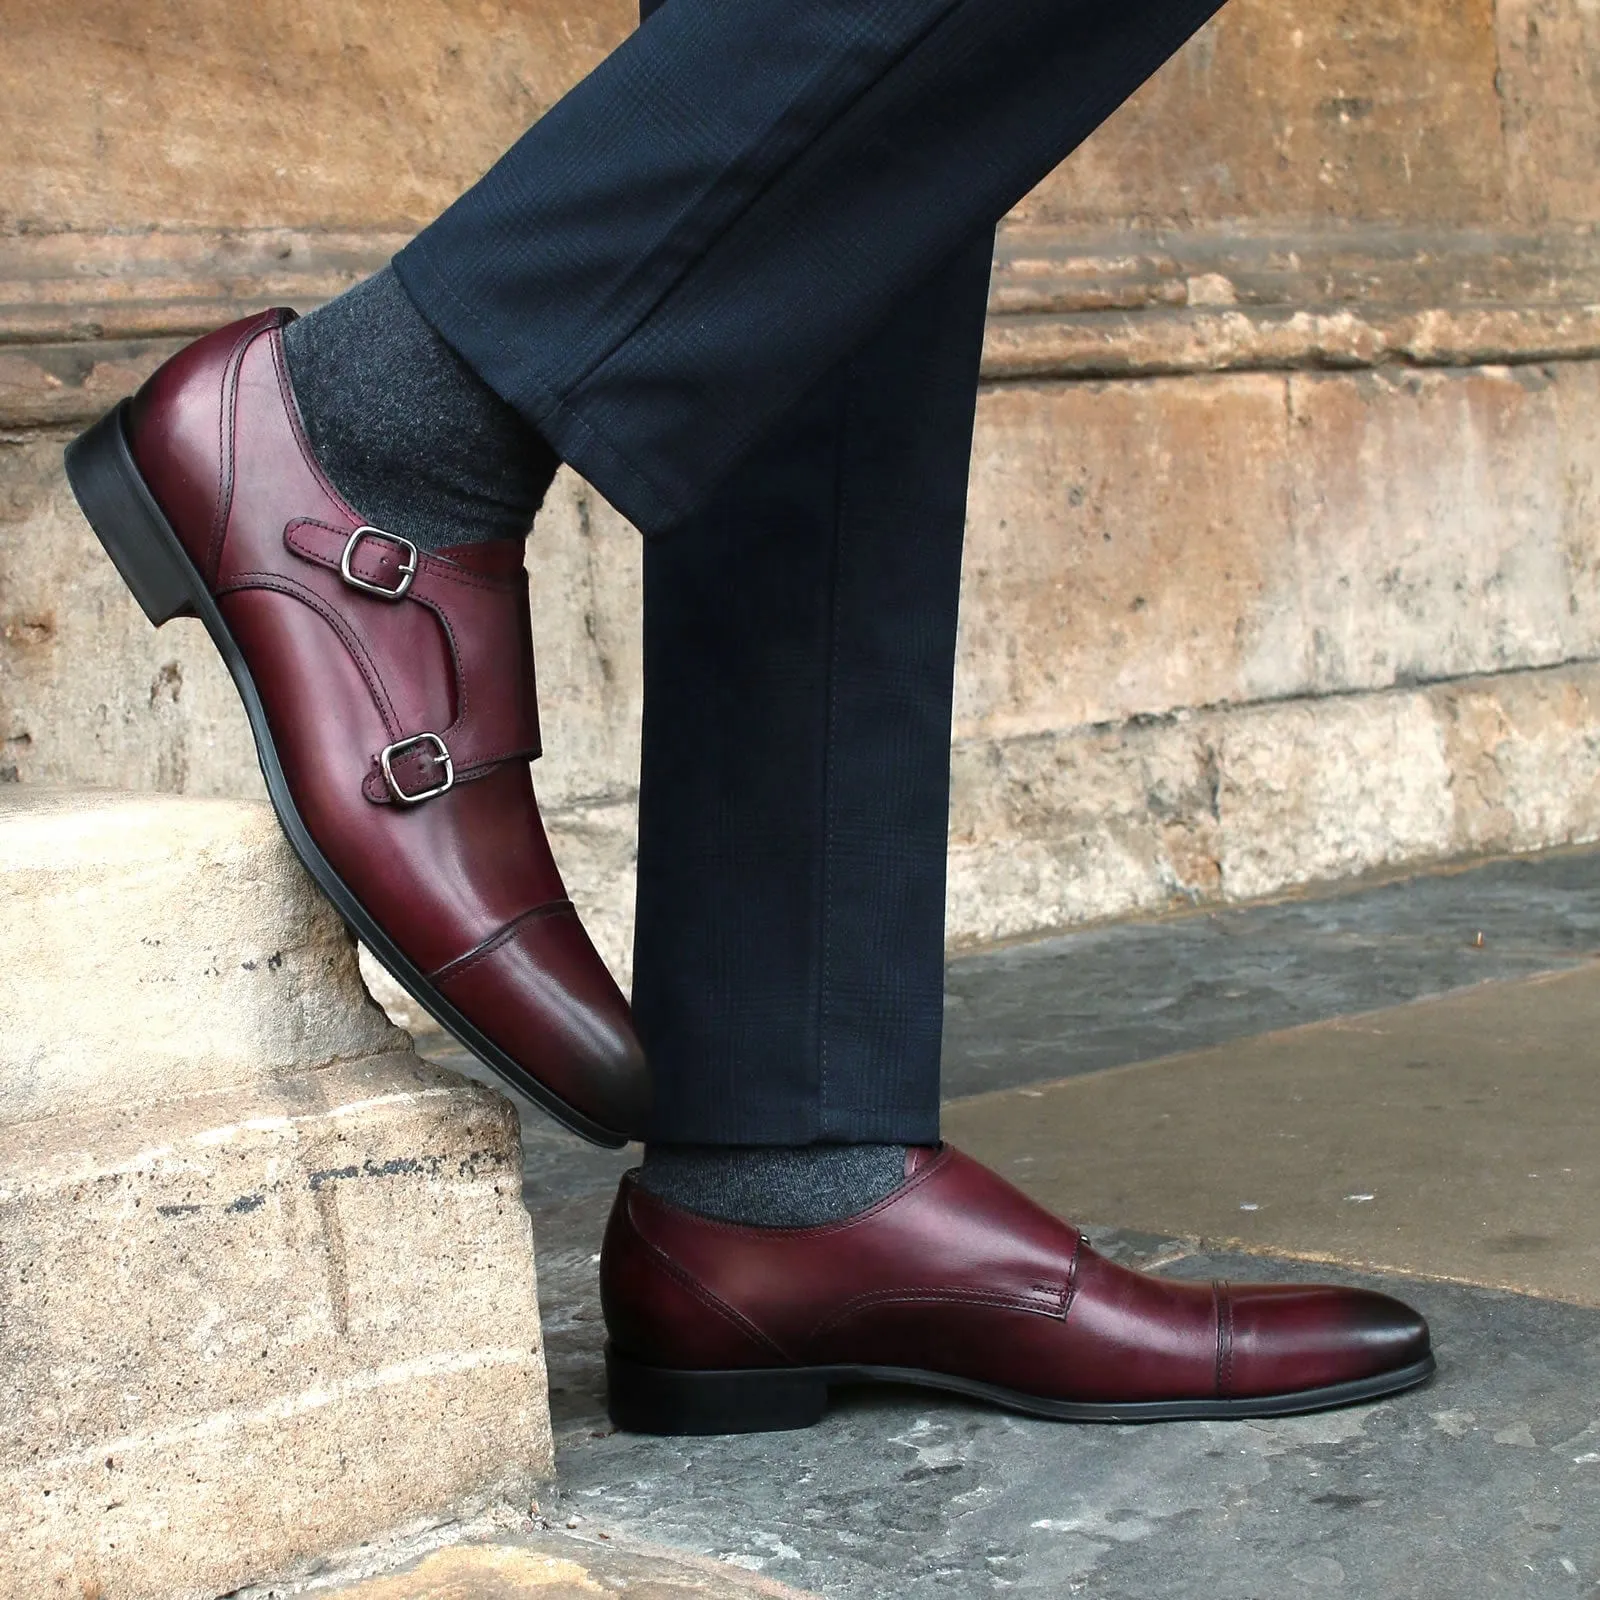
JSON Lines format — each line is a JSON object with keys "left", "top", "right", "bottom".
{"left": 396, "top": 0, "right": 1227, "bottom": 1143}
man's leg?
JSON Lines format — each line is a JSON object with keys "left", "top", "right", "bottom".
{"left": 629, "top": 229, "right": 994, "bottom": 1216}
{"left": 395, "top": 0, "right": 1228, "bottom": 536}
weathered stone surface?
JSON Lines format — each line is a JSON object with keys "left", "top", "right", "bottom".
{"left": 0, "top": 792, "right": 553, "bottom": 1599}
{"left": 324, "top": 1535, "right": 822, "bottom": 1599}
{"left": 1284, "top": 363, "right": 1600, "bottom": 693}
{"left": 980, "top": 300, "right": 1600, "bottom": 381}
{"left": 526, "top": 478, "right": 643, "bottom": 818}
{"left": 2, "top": 1055, "right": 551, "bottom": 1600}
{"left": 1436, "top": 666, "right": 1600, "bottom": 856}
{"left": 2, "top": 0, "right": 1576, "bottom": 247}
{"left": 1019, "top": 0, "right": 1509, "bottom": 228}
{"left": 0, "top": 790, "right": 401, "bottom": 1123}
{"left": 0, "top": 0, "right": 634, "bottom": 234}
{"left": 1497, "top": 0, "right": 1600, "bottom": 226}
{"left": 0, "top": 338, "right": 185, "bottom": 429}
{"left": 986, "top": 224, "right": 1600, "bottom": 319}
{"left": 1213, "top": 691, "right": 1456, "bottom": 901}
{"left": 7, "top": 2, "right": 1600, "bottom": 345}
{"left": 958, "top": 373, "right": 1297, "bottom": 740}
{"left": 0, "top": 228, "right": 407, "bottom": 344}
{"left": 959, "top": 361, "right": 1600, "bottom": 739}
{"left": 947, "top": 661, "right": 1600, "bottom": 946}
{"left": 0, "top": 433, "right": 260, "bottom": 796}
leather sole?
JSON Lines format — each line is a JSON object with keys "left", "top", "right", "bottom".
{"left": 64, "top": 401, "right": 629, "bottom": 1149}
{"left": 604, "top": 1343, "right": 1438, "bottom": 1435}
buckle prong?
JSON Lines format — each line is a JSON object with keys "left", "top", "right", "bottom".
{"left": 341, "top": 525, "right": 418, "bottom": 600}
{"left": 379, "top": 732, "right": 454, "bottom": 805}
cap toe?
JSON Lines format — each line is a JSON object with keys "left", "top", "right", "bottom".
{"left": 1225, "top": 1282, "right": 1431, "bottom": 1398}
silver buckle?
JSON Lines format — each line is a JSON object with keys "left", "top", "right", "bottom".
{"left": 379, "top": 732, "right": 454, "bottom": 804}
{"left": 340, "top": 525, "right": 418, "bottom": 600}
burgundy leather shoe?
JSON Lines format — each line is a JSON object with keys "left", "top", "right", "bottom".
{"left": 601, "top": 1145, "right": 1434, "bottom": 1433}
{"left": 64, "top": 309, "right": 647, "bottom": 1146}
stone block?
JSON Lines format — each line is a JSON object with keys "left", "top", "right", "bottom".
{"left": 1497, "top": 0, "right": 1600, "bottom": 226}
{"left": 0, "top": 432, "right": 261, "bottom": 797}
{"left": 0, "top": 792, "right": 553, "bottom": 1600}
{"left": 957, "top": 362, "right": 1600, "bottom": 742}
{"left": 958, "top": 373, "right": 1297, "bottom": 739}
{"left": 1017, "top": 0, "right": 1508, "bottom": 229}
{"left": 945, "top": 717, "right": 1224, "bottom": 947}
{"left": 2, "top": 1057, "right": 549, "bottom": 1600}
{"left": 0, "top": 0, "right": 1553, "bottom": 243}
{"left": 1214, "top": 691, "right": 1456, "bottom": 900}
{"left": 525, "top": 475, "right": 643, "bottom": 817}
{"left": 326, "top": 1537, "right": 823, "bottom": 1599}
{"left": 980, "top": 297, "right": 1600, "bottom": 383}
{"left": 0, "top": 0, "right": 634, "bottom": 234}
{"left": 0, "top": 790, "right": 401, "bottom": 1123}
{"left": 1284, "top": 363, "right": 1600, "bottom": 695}
{"left": 947, "top": 662, "right": 1600, "bottom": 947}
{"left": 1435, "top": 665, "right": 1600, "bottom": 854}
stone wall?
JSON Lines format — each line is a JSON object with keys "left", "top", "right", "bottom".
{"left": 5, "top": 0, "right": 1600, "bottom": 977}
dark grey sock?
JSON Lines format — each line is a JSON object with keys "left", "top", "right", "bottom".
{"left": 638, "top": 1144, "right": 910, "bottom": 1227}
{"left": 281, "top": 266, "right": 560, "bottom": 552}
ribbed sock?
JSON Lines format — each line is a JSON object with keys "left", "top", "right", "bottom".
{"left": 638, "top": 1144, "right": 910, "bottom": 1227}
{"left": 281, "top": 266, "right": 560, "bottom": 552}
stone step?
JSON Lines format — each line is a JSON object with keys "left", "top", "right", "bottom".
{"left": 0, "top": 789, "right": 403, "bottom": 1121}
{"left": 0, "top": 792, "right": 552, "bottom": 1600}
{"left": 324, "top": 1536, "right": 823, "bottom": 1600}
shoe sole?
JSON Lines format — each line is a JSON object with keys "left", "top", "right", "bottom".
{"left": 604, "top": 1344, "right": 1438, "bottom": 1435}
{"left": 64, "top": 401, "right": 629, "bottom": 1149}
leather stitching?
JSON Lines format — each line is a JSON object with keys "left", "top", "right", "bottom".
{"left": 271, "top": 333, "right": 368, "bottom": 528}
{"left": 809, "top": 1285, "right": 1064, "bottom": 1345}
{"left": 218, "top": 573, "right": 402, "bottom": 737}
{"left": 207, "top": 317, "right": 268, "bottom": 586}
{"left": 627, "top": 1199, "right": 793, "bottom": 1363}
{"left": 414, "top": 557, "right": 522, "bottom": 594}
{"left": 1062, "top": 1233, "right": 1083, "bottom": 1322}
{"left": 1213, "top": 1282, "right": 1223, "bottom": 1396}
{"left": 429, "top": 900, "right": 575, "bottom": 985}
{"left": 452, "top": 746, "right": 538, "bottom": 769}
{"left": 1214, "top": 1280, "right": 1234, "bottom": 1399}
{"left": 421, "top": 589, "right": 471, "bottom": 742}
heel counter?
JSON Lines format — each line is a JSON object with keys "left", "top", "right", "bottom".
{"left": 600, "top": 1182, "right": 782, "bottom": 1370}
{"left": 125, "top": 309, "right": 291, "bottom": 578}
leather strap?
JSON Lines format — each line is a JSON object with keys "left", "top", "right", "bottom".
{"left": 284, "top": 519, "right": 542, "bottom": 803}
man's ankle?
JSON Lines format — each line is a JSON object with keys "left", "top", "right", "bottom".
{"left": 637, "top": 1143, "right": 910, "bottom": 1227}
{"left": 281, "top": 266, "right": 560, "bottom": 553}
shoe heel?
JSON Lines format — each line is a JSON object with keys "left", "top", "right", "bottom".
{"left": 64, "top": 403, "right": 200, "bottom": 628}
{"left": 605, "top": 1346, "right": 831, "bottom": 1436}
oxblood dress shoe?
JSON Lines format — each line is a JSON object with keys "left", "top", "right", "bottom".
{"left": 64, "top": 309, "right": 647, "bottom": 1146}
{"left": 600, "top": 1145, "right": 1434, "bottom": 1434}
